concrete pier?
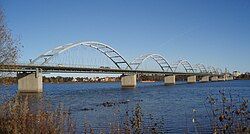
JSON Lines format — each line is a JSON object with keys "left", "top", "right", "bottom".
{"left": 227, "top": 76, "right": 234, "bottom": 80}
{"left": 121, "top": 74, "right": 137, "bottom": 88}
{"left": 218, "top": 76, "right": 225, "bottom": 81}
{"left": 17, "top": 69, "right": 43, "bottom": 93}
{"left": 164, "top": 75, "right": 175, "bottom": 85}
{"left": 200, "top": 76, "right": 210, "bottom": 82}
{"left": 187, "top": 75, "right": 196, "bottom": 83}
{"left": 224, "top": 74, "right": 233, "bottom": 81}
{"left": 211, "top": 76, "right": 218, "bottom": 82}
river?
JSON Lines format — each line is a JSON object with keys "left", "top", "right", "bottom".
{"left": 1, "top": 80, "right": 250, "bottom": 133}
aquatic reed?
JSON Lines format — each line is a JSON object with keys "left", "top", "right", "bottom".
{"left": 204, "top": 91, "right": 249, "bottom": 133}
{"left": 0, "top": 94, "right": 75, "bottom": 134}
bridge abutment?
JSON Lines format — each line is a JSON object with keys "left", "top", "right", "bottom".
{"left": 164, "top": 75, "right": 175, "bottom": 85}
{"left": 187, "top": 75, "right": 196, "bottom": 83}
{"left": 121, "top": 74, "right": 137, "bottom": 88}
{"left": 200, "top": 76, "right": 210, "bottom": 82}
{"left": 17, "top": 69, "right": 43, "bottom": 93}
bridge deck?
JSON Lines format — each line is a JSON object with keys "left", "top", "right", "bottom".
{"left": 0, "top": 64, "right": 218, "bottom": 76}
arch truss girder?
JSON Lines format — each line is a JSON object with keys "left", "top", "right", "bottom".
{"left": 129, "top": 54, "right": 173, "bottom": 72}
{"left": 207, "top": 66, "right": 220, "bottom": 75}
{"left": 216, "top": 68, "right": 223, "bottom": 74}
{"left": 172, "top": 60, "right": 194, "bottom": 73}
{"left": 194, "top": 64, "right": 208, "bottom": 73}
{"left": 30, "top": 41, "right": 132, "bottom": 70}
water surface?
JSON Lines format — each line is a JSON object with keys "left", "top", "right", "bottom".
{"left": 1, "top": 80, "right": 250, "bottom": 133}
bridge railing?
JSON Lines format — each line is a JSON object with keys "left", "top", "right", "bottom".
{"left": 1, "top": 62, "right": 230, "bottom": 76}
{"left": 12, "top": 62, "right": 124, "bottom": 70}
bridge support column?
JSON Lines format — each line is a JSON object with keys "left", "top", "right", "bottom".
{"left": 218, "top": 76, "right": 225, "bottom": 81}
{"left": 121, "top": 74, "right": 136, "bottom": 88}
{"left": 200, "top": 76, "right": 210, "bottom": 82}
{"left": 224, "top": 74, "right": 233, "bottom": 81}
{"left": 17, "top": 69, "right": 43, "bottom": 93}
{"left": 227, "top": 76, "right": 234, "bottom": 80}
{"left": 224, "top": 74, "right": 228, "bottom": 81}
{"left": 211, "top": 76, "right": 218, "bottom": 82}
{"left": 187, "top": 75, "right": 196, "bottom": 83}
{"left": 164, "top": 75, "right": 175, "bottom": 85}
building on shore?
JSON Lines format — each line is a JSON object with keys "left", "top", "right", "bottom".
{"left": 233, "top": 71, "right": 241, "bottom": 77}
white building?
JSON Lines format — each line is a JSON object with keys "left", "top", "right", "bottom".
{"left": 72, "top": 78, "right": 78, "bottom": 82}
{"left": 233, "top": 71, "right": 241, "bottom": 77}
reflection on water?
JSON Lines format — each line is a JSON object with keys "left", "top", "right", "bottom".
{"left": 1, "top": 80, "right": 250, "bottom": 133}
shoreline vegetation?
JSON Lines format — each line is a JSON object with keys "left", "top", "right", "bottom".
{"left": 0, "top": 75, "right": 173, "bottom": 84}
{"left": 0, "top": 93, "right": 164, "bottom": 133}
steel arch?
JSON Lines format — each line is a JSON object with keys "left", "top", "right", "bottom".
{"left": 207, "top": 66, "right": 218, "bottom": 74}
{"left": 171, "top": 60, "right": 194, "bottom": 73}
{"left": 216, "top": 68, "right": 223, "bottom": 74}
{"left": 30, "top": 41, "right": 132, "bottom": 70}
{"left": 128, "top": 53, "right": 173, "bottom": 72}
{"left": 194, "top": 64, "right": 208, "bottom": 73}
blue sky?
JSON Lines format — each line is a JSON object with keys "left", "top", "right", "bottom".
{"left": 1, "top": 0, "right": 250, "bottom": 73}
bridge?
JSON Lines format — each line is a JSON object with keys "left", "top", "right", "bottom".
{"left": 0, "top": 41, "right": 234, "bottom": 93}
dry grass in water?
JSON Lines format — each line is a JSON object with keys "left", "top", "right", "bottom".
{"left": 82, "top": 103, "right": 164, "bottom": 134}
{"left": 204, "top": 91, "right": 250, "bottom": 133}
{"left": 0, "top": 94, "right": 75, "bottom": 134}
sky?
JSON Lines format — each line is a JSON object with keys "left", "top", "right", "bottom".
{"left": 1, "top": 0, "right": 250, "bottom": 73}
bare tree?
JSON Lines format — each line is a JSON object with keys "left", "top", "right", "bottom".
{"left": 0, "top": 8, "right": 19, "bottom": 64}
{"left": 0, "top": 8, "right": 19, "bottom": 80}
